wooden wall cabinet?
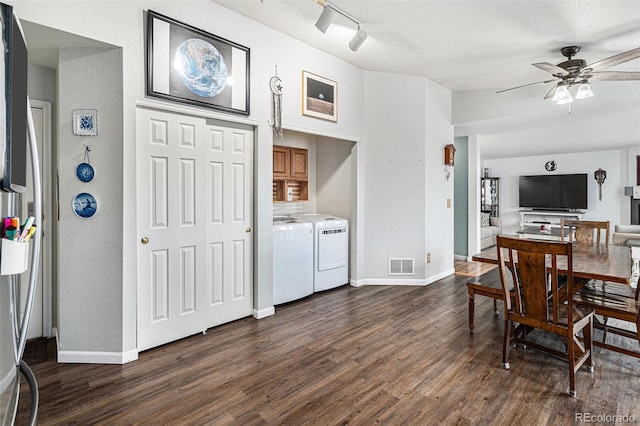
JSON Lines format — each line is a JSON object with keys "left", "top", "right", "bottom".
{"left": 290, "top": 148, "right": 308, "bottom": 179}
{"left": 273, "top": 145, "right": 290, "bottom": 178}
{"left": 273, "top": 145, "right": 309, "bottom": 202}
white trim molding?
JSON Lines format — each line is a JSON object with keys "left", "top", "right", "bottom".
{"left": 253, "top": 306, "right": 275, "bottom": 319}
{"left": 57, "top": 349, "right": 138, "bottom": 365}
{"left": 351, "top": 269, "right": 455, "bottom": 287}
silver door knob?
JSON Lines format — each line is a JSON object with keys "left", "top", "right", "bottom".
{"left": 246, "top": 228, "right": 251, "bottom": 233}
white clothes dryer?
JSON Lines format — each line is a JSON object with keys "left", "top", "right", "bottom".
{"left": 273, "top": 217, "right": 314, "bottom": 305}
{"left": 290, "top": 214, "right": 349, "bottom": 292}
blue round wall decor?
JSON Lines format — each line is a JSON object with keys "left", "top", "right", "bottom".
{"left": 76, "top": 162, "right": 95, "bottom": 182}
{"left": 72, "top": 193, "right": 97, "bottom": 219}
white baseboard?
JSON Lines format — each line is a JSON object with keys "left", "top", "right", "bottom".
{"left": 253, "top": 306, "right": 275, "bottom": 319}
{"left": 454, "top": 254, "right": 467, "bottom": 261}
{"left": 351, "top": 269, "right": 455, "bottom": 287}
{"left": 57, "top": 349, "right": 138, "bottom": 364}
{"left": 352, "top": 278, "right": 428, "bottom": 286}
{"left": 426, "top": 268, "right": 456, "bottom": 284}
{"left": 53, "top": 327, "right": 138, "bottom": 364}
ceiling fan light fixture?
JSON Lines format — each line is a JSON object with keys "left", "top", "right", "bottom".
{"left": 575, "top": 82, "right": 594, "bottom": 99}
{"left": 556, "top": 93, "right": 574, "bottom": 105}
{"left": 553, "top": 85, "right": 573, "bottom": 104}
{"left": 498, "top": 46, "right": 640, "bottom": 104}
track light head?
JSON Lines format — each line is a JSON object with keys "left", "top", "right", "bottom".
{"left": 315, "top": 1, "right": 367, "bottom": 51}
{"left": 315, "top": 5, "right": 336, "bottom": 33}
{"left": 349, "top": 28, "right": 367, "bottom": 51}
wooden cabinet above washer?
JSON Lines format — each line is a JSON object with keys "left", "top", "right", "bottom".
{"left": 290, "top": 148, "right": 308, "bottom": 180}
{"left": 273, "top": 145, "right": 309, "bottom": 202}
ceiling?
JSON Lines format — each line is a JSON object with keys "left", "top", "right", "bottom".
{"left": 215, "top": 0, "right": 640, "bottom": 93}
{"left": 215, "top": 0, "right": 640, "bottom": 158}
{"left": 19, "top": 1, "right": 640, "bottom": 158}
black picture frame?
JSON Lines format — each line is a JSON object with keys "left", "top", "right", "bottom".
{"left": 146, "top": 10, "right": 250, "bottom": 116}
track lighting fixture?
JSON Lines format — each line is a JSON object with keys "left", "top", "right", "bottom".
{"left": 314, "top": 1, "right": 367, "bottom": 51}
{"left": 349, "top": 27, "right": 367, "bottom": 51}
{"left": 315, "top": 5, "right": 336, "bottom": 33}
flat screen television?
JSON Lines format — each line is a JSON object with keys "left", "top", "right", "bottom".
{"left": 519, "top": 173, "right": 588, "bottom": 211}
{"left": 0, "top": 2, "right": 28, "bottom": 193}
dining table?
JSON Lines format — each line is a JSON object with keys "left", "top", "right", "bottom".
{"left": 473, "top": 235, "right": 640, "bottom": 360}
{"left": 472, "top": 237, "right": 636, "bottom": 287}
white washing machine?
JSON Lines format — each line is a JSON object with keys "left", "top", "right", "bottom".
{"left": 273, "top": 216, "right": 314, "bottom": 305}
{"left": 290, "top": 214, "right": 349, "bottom": 292}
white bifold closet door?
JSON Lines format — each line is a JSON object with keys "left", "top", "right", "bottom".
{"left": 136, "top": 106, "right": 253, "bottom": 351}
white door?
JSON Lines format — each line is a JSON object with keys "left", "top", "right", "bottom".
{"left": 20, "top": 100, "right": 53, "bottom": 339}
{"left": 204, "top": 121, "right": 254, "bottom": 327}
{"left": 137, "top": 107, "right": 253, "bottom": 351}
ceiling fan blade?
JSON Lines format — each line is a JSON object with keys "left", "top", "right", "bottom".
{"left": 496, "top": 79, "right": 557, "bottom": 93}
{"left": 532, "top": 62, "right": 568, "bottom": 76}
{"left": 544, "top": 84, "right": 559, "bottom": 100}
{"left": 587, "top": 47, "right": 640, "bottom": 71}
{"left": 586, "top": 71, "right": 640, "bottom": 81}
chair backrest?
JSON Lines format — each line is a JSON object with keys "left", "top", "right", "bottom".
{"left": 561, "top": 219, "right": 610, "bottom": 246}
{"left": 496, "top": 235, "right": 573, "bottom": 326}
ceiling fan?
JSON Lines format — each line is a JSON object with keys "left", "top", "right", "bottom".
{"left": 498, "top": 46, "right": 640, "bottom": 104}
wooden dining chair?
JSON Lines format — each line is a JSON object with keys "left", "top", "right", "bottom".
{"left": 560, "top": 219, "right": 611, "bottom": 292}
{"left": 560, "top": 219, "right": 610, "bottom": 245}
{"left": 496, "top": 235, "right": 595, "bottom": 398}
{"left": 573, "top": 282, "right": 640, "bottom": 358}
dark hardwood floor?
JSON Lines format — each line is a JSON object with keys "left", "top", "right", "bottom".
{"left": 17, "top": 273, "right": 640, "bottom": 425}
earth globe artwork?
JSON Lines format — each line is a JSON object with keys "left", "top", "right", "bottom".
{"left": 173, "top": 38, "right": 227, "bottom": 98}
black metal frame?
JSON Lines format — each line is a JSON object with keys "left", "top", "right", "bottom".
{"left": 145, "top": 10, "right": 250, "bottom": 116}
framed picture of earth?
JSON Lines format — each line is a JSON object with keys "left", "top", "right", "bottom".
{"left": 146, "top": 10, "right": 250, "bottom": 115}
{"left": 302, "top": 71, "right": 337, "bottom": 122}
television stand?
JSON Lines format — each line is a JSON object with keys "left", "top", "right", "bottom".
{"left": 517, "top": 226, "right": 569, "bottom": 241}
{"left": 519, "top": 210, "right": 584, "bottom": 231}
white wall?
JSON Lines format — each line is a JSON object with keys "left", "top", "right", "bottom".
{"left": 453, "top": 137, "right": 468, "bottom": 257}
{"left": 27, "top": 64, "right": 55, "bottom": 103}
{"left": 425, "top": 78, "right": 455, "bottom": 280}
{"left": 12, "top": 0, "right": 365, "bottom": 358}
{"left": 361, "top": 72, "right": 426, "bottom": 282}
{"left": 316, "top": 138, "right": 354, "bottom": 223}
{"left": 13, "top": 1, "right": 455, "bottom": 358}
{"left": 359, "top": 71, "right": 453, "bottom": 284}
{"left": 467, "top": 134, "right": 482, "bottom": 258}
{"left": 27, "top": 64, "right": 58, "bottom": 324}
{"left": 482, "top": 149, "right": 625, "bottom": 236}
{"left": 57, "top": 47, "right": 124, "bottom": 353}
{"left": 453, "top": 86, "right": 640, "bottom": 160}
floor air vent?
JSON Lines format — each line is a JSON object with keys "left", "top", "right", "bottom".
{"left": 388, "top": 258, "right": 414, "bottom": 276}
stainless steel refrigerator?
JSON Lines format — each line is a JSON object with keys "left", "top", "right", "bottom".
{"left": 0, "top": 2, "right": 42, "bottom": 424}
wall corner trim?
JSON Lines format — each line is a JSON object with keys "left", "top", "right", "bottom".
{"left": 57, "top": 349, "right": 138, "bottom": 365}
{"left": 253, "top": 306, "right": 275, "bottom": 319}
